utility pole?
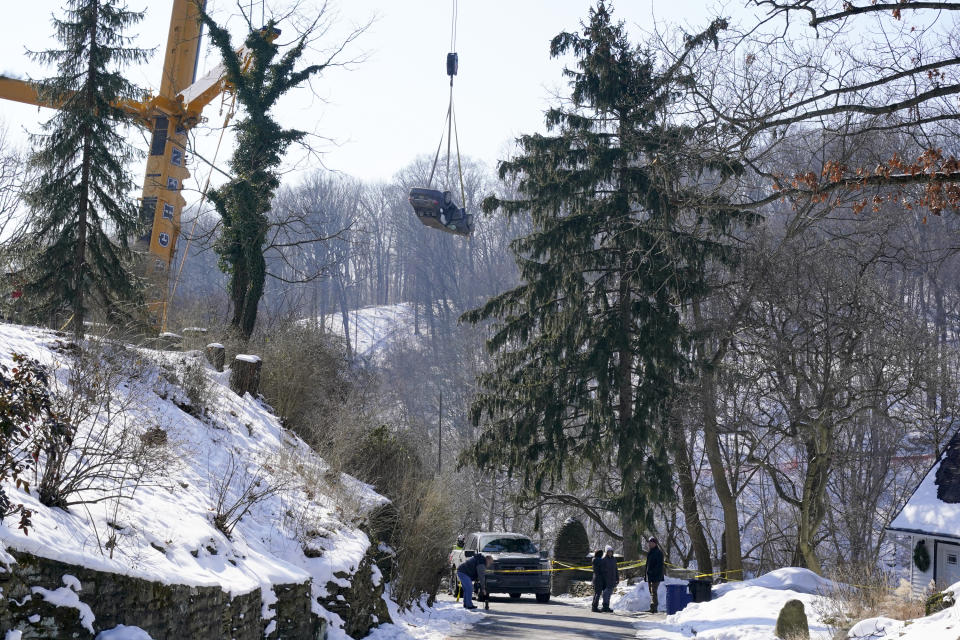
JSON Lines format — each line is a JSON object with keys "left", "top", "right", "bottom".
{"left": 437, "top": 390, "right": 443, "bottom": 475}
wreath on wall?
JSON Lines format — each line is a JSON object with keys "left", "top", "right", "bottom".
{"left": 914, "top": 539, "right": 931, "bottom": 572}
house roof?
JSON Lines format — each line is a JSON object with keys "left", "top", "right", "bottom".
{"left": 936, "top": 429, "right": 960, "bottom": 503}
{"left": 889, "top": 430, "right": 960, "bottom": 539}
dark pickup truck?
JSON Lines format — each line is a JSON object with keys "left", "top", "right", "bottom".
{"left": 449, "top": 531, "right": 552, "bottom": 603}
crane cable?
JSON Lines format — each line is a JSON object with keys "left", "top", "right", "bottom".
{"left": 427, "top": 0, "right": 466, "bottom": 209}
{"left": 161, "top": 93, "right": 237, "bottom": 333}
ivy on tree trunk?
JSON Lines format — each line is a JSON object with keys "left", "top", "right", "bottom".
{"left": 196, "top": 4, "right": 329, "bottom": 340}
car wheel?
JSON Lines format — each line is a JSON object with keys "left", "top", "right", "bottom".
{"left": 509, "top": 593, "right": 521, "bottom": 599}
{"left": 535, "top": 593, "right": 551, "bottom": 603}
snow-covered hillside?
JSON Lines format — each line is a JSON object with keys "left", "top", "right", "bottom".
{"left": 320, "top": 303, "right": 420, "bottom": 362}
{"left": 0, "top": 322, "right": 475, "bottom": 640}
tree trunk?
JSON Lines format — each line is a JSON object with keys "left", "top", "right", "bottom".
{"left": 73, "top": 0, "right": 99, "bottom": 339}
{"left": 239, "top": 251, "right": 265, "bottom": 339}
{"left": 487, "top": 471, "right": 497, "bottom": 531}
{"left": 796, "top": 420, "right": 832, "bottom": 574}
{"left": 617, "top": 265, "right": 640, "bottom": 560}
{"left": 229, "top": 255, "right": 250, "bottom": 334}
{"left": 693, "top": 300, "right": 743, "bottom": 579}
{"left": 669, "top": 410, "right": 713, "bottom": 573}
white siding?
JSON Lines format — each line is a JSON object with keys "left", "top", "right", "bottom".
{"left": 911, "top": 535, "right": 935, "bottom": 596}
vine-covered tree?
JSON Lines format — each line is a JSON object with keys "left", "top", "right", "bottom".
{"left": 20, "top": 0, "right": 149, "bottom": 335}
{"left": 465, "top": 2, "right": 743, "bottom": 558}
{"left": 196, "top": 4, "right": 361, "bottom": 340}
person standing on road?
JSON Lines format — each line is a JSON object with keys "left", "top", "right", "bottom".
{"left": 599, "top": 545, "right": 619, "bottom": 612}
{"left": 457, "top": 553, "right": 492, "bottom": 609}
{"left": 591, "top": 549, "right": 604, "bottom": 612}
{"left": 643, "top": 537, "right": 665, "bottom": 613}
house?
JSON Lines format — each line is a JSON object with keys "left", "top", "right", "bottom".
{"left": 887, "top": 430, "right": 960, "bottom": 594}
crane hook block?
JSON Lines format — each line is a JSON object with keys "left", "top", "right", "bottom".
{"left": 447, "top": 52, "right": 458, "bottom": 77}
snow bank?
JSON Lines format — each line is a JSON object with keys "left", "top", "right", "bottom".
{"left": 633, "top": 584, "right": 834, "bottom": 640}
{"left": 712, "top": 567, "right": 835, "bottom": 597}
{"left": 632, "top": 569, "right": 836, "bottom": 640}
{"left": 0, "top": 322, "right": 477, "bottom": 640}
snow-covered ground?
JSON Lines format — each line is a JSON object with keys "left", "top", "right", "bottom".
{"left": 559, "top": 568, "right": 959, "bottom": 640}
{"left": 360, "top": 591, "right": 481, "bottom": 640}
{"left": 320, "top": 303, "right": 419, "bottom": 362}
{"left": 0, "top": 321, "right": 474, "bottom": 640}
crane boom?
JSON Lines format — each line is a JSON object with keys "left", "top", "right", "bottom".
{"left": 0, "top": 76, "right": 41, "bottom": 107}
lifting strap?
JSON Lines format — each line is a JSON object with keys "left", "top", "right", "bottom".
{"left": 427, "top": 0, "right": 466, "bottom": 209}
{"left": 161, "top": 93, "right": 236, "bottom": 332}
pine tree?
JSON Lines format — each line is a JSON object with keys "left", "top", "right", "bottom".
{"left": 196, "top": 8, "right": 334, "bottom": 340}
{"left": 21, "top": 0, "right": 149, "bottom": 336}
{"left": 464, "top": 2, "right": 740, "bottom": 557}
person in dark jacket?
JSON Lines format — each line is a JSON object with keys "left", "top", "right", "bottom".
{"left": 591, "top": 549, "right": 604, "bottom": 612}
{"left": 644, "top": 537, "right": 665, "bottom": 613}
{"left": 457, "top": 553, "right": 491, "bottom": 609}
{"left": 599, "top": 545, "right": 619, "bottom": 612}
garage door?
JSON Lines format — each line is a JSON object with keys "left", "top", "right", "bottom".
{"left": 936, "top": 541, "right": 960, "bottom": 590}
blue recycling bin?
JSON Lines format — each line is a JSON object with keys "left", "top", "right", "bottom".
{"left": 665, "top": 583, "right": 691, "bottom": 614}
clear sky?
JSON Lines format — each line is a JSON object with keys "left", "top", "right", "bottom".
{"left": 0, "top": 0, "right": 734, "bottom": 186}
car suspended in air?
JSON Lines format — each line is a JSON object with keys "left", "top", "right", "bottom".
{"left": 409, "top": 188, "right": 473, "bottom": 237}
{"left": 408, "top": 4, "right": 475, "bottom": 238}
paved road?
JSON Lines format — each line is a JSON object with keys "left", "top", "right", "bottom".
{"left": 444, "top": 595, "right": 662, "bottom": 639}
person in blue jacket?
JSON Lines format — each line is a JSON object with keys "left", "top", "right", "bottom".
{"left": 457, "top": 553, "right": 492, "bottom": 609}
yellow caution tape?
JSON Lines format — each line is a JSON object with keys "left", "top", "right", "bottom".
{"left": 489, "top": 560, "right": 647, "bottom": 574}
{"left": 692, "top": 568, "right": 743, "bottom": 580}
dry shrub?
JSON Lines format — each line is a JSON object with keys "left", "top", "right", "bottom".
{"left": 174, "top": 355, "right": 211, "bottom": 418}
{"left": 38, "top": 338, "right": 170, "bottom": 511}
{"left": 388, "top": 477, "right": 458, "bottom": 608}
{"left": 344, "top": 426, "right": 458, "bottom": 609}
{"left": 816, "top": 566, "right": 925, "bottom": 639}
{"left": 246, "top": 321, "right": 374, "bottom": 460}
{"left": 209, "top": 451, "right": 288, "bottom": 537}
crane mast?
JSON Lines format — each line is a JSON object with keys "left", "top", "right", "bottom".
{"left": 0, "top": 0, "right": 216, "bottom": 326}
{"left": 140, "top": 0, "right": 205, "bottom": 318}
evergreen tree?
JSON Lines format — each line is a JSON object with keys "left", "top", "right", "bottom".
{"left": 21, "top": 0, "right": 148, "bottom": 336}
{"left": 196, "top": 8, "right": 334, "bottom": 340}
{"left": 464, "top": 2, "right": 740, "bottom": 557}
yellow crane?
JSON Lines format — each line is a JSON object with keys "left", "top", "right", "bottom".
{"left": 0, "top": 0, "right": 240, "bottom": 326}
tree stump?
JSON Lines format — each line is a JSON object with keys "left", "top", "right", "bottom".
{"left": 229, "top": 354, "right": 262, "bottom": 397}
{"left": 205, "top": 343, "right": 226, "bottom": 372}
{"left": 774, "top": 599, "right": 809, "bottom": 640}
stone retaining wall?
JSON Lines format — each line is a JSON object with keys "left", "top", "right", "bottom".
{"left": 0, "top": 549, "right": 325, "bottom": 639}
